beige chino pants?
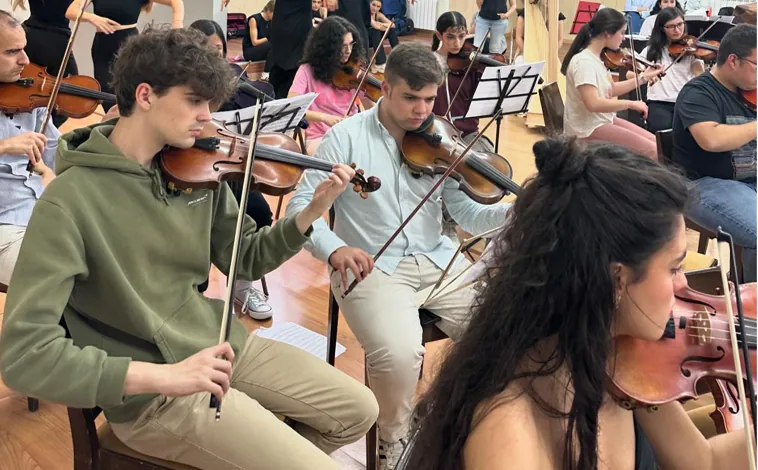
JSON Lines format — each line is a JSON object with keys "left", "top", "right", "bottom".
{"left": 110, "top": 333, "right": 379, "bottom": 469}
{"left": 0, "top": 224, "right": 24, "bottom": 286}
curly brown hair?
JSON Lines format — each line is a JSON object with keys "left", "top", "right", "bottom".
{"left": 300, "top": 16, "right": 366, "bottom": 83}
{"left": 110, "top": 27, "right": 235, "bottom": 116}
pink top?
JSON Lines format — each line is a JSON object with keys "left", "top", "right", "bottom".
{"left": 290, "top": 63, "right": 364, "bottom": 141}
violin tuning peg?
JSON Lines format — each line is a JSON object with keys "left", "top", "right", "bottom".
{"left": 184, "top": 188, "right": 193, "bottom": 195}
{"left": 360, "top": 191, "right": 368, "bottom": 199}
{"left": 167, "top": 182, "right": 176, "bottom": 191}
{"left": 356, "top": 168, "right": 364, "bottom": 176}
{"left": 350, "top": 162, "right": 357, "bottom": 170}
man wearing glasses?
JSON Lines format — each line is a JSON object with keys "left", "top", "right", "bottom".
{"left": 672, "top": 23, "right": 757, "bottom": 282}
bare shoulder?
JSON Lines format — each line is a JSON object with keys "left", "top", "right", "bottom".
{"left": 463, "top": 390, "right": 544, "bottom": 469}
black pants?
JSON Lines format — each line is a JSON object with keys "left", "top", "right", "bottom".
{"left": 369, "top": 26, "right": 399, "bottom": 65}
{"left": 243, "top": 42, "right": 273, "bottom": 72}
{"left": 23, "top": 21, "right": 79, "bottom": 128}
{"left": 269, "top": 64, "right": 298, "bottom": 99}
{"left": 646, "top": 100, "right": 676, "bottom": 134}
{"left": 92, "top": 28, "right": 138, "bottom": 112}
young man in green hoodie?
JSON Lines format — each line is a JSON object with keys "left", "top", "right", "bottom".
{"left": 0, "top": 27, "right": 378, "bottom": 469}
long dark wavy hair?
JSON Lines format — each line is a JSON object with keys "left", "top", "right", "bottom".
{"left": 401, "top": 137, "right": 688, "bottom": 470}
{"left": 651, "top": 0, "right": 683, "bottom": 15}
{"left": 432, "top": 11, "right": 467, "bottom": 52}
{"left": 645, "top": 7, "right": 685, "bottom": 62}
{"left": 300, "top": 15, "right": 365, "bottom": 83}
{"left": 561, "top": 8, "right": 627, "bottom": 75}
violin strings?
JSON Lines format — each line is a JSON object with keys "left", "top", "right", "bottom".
{"left": 687, "top": 325, "right": 757, "bottom": 337}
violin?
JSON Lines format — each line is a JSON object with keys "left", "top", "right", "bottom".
{"left": 401, "top": 115, "right": 520, "bottom": 203}
{"left": 609, "top": 283, "right": 756, "bottom": 415}
{"left": 332, "top": 60, "right": 383, "bottom": 102}
{"left": 0, "top": 63, "right": 115, "bottom": 118}
{"left": 669, "top": 35, "right": 720, "bottom": 62}
{"left": 159, "top": 121, "right": 382, "bottom": 197}
{"left": 447, "top": 42, "right": 507, "bottom": 75}
{"left": 601, "top": 48, "right": 666, "bottom": 77}
{"left": 740, "top": 88, "right": 757, "bottom": 112}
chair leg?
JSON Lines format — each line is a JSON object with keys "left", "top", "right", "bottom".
{"left": 274, "top": 195, "right": 284, "bottom": 221}
{"left": 27, "top": 397, "right": 39, "bottom": 412}
{"left": 365, "top": 358, "right": 378, "bottom": 470}
{"left": 260, "top": 276, "right": 269, "bottom": 297}
{"left": 326, "top": 290, "right": 339, "bottom": 365}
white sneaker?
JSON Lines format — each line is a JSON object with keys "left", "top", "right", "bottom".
{"left": 234, "top": 284, "right": 273, "bottom": 320}
{"left": 260, "top": 72, "right": 270, "bottom": 81}
{"left": 378, "top": 437, "right": 408, "bottom": 470}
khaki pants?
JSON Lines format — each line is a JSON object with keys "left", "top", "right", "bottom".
{"left": 110, "top": 333, "right": 379, "bottom": 470}
{"left": 0, "top": 224, "right": 24, "bottom": 286}
{"left": 331, "top": 255, "right": 477, "bottom": 442}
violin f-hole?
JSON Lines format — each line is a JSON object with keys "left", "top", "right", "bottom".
{"left": 680, "top": 346, "right": 726, "bottom": 377}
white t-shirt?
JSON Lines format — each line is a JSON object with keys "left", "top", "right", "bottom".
{"left": 564, "top": 48, "right": 615, "bottom": 138}
{"left": 640, "top": 14, "right": 656, "bottom": 36}
{"left": 640, "top": 46, "right": 703, "bottom": 102}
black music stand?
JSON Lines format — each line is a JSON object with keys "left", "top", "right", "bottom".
{"left": 212, "top": 92, "right": 316, "bottom": 137}
{"left": 685, "top": 17, "right": 734, "bottom": 40}
{"left": 464, "top": 61, "right": 545, "bottom": 153}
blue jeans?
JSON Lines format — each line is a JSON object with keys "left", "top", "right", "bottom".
{"left": 687, "top": 177, "right": 756, "bottom": 282}
{"left": 474, "top": 16, "right": 508, "bottom": 54}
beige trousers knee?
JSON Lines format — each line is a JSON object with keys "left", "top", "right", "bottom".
{"left": 331, "top": 255, "right": 477, "bottom": 442}
{"left": 110, "top": 333, "right": 379, "bottom": 470}
{"left": 0, "top": 224, "right": 25, "bottom": 286}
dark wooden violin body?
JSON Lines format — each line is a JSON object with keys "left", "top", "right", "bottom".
{"left": 447, "top": 42, "right": 507, "bottom": 75}
{"left": 602, "top": 48, "right": 665, "bottom": 77}
{"left": 160, "top": 121, "right": 381, "bottom": 197}
{"left": 740, "top": 88, "right": 757, "bottom": 111}
{"left": 401, "top": 115, "right": 519, "bottom": 203}
{"left": 669, "top": 35, "right": 720, "bottom": 61}
{"left": 610, "top": 284, "right": 756, "bottom": 414}
{"left": 332, "top": 60, "right": 383, "bottom": 102}
{"left": 0, "top": 63, "right": 115, "bottom": 118}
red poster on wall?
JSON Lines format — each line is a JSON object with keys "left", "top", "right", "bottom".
{"left": 571, "top": 1, "right": 601, "bottom": 34}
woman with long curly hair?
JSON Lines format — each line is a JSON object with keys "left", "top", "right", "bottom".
{"left": 641, "top": 7, "right": 704, "bottom": 133}
{"left": 399, "top": 138, "right": 751, "bottom": 470}
{"left": 288, "top": 15, "right": 370, "bottom": 154}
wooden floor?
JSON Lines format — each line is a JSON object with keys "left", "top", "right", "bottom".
{"left": 0, "top": 35, "right": 716, "bottom": 469}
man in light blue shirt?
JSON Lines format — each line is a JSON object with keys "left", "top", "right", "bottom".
{"left": 0, "top": 11, "right": 59, "bottom": 286}
{"left": 286, "top": 42, "right": 511, "bottom": 469}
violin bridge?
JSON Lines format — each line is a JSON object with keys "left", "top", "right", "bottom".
{"left": 692, "top": 311, "right": 711, "bottom": 345}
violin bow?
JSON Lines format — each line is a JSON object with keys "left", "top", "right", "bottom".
{"left": 444, "top": 28, "right": 491, "bottom": 122}
{"left": 715, "top": 227, "right": 757, "bottom": 469}
{"left": 341, "top": 109, "right": 505, "bottom": 298}
{"left": 342, "top": 25, "right": 392, "bottom": 119}
{"left": 26, "top": 0, "right": 90, "bottom": 174}
{"left": 624, "top": 17, "right": 646, "bottom": 126}
{"left": 208, "top": 99, "right": 265, "bottom": 421}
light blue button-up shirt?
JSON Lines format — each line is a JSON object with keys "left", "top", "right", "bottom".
{"left": 286, "top": 103, "right": 511, "bottom": 275}
{"left": 0, "top": 108, "right": 59, "bottom": 227}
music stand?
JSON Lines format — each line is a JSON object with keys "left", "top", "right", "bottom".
{"left": 464, "top": 61, "right": 545, "bottom": 153}
{"left": 685, "top": 16, "right": 734, "bottom": 40}
{"left": 571, "top": 1, "right": 601, "bottom": 34}
{"left": 212, "top": 92, "right": 317, "bottom": 136}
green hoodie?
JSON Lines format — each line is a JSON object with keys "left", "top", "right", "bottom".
{"left": 0, "top": 121, "right": 309, "bottom": 423}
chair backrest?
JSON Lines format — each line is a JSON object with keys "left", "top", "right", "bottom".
{"left": 68, "top": 406, "right": 104, "bottom": 470}
{"left": 655, "top": 129, "right": 674, "bottom": 164}
{"left": 538, "top": 82, "right": 564, "bottom": 136}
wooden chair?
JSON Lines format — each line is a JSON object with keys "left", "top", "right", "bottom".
{"left": 538, "top": 81, "right": 564, "bottom": 136}
{"left": 0, "top": 281, "right": 39, "bottom": 412}
{"left": 655, "top": 130, "right": 745, "bottom": 281}
{"left": 324, "top": 209, "right": 448, "bottom": 470}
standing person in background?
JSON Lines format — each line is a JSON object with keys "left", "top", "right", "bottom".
{"left": 65, "top": 0, "right": 184, "bottom": 112}
{"left": 242, "top": 0, "right": 274, "bottom": 81}
{"left": 474, "top": 0, "right": 516, "bottom": 55}
{"left": 639, "top": 0, "right": 682, "bottom": 36}
{"left": 270, "top": 0, "right": 338, "bottom": 99}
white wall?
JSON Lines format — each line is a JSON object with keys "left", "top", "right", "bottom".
{"left": 8, "top": 0, "right": 228, "bottom": 77}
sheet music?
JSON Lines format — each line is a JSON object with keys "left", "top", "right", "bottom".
{"left": 255, "top": 322, "right": 346, "bottom": 360}
{"left": 465, "top": 61, "right": 546, "bottom": 118}
{"left": 212, "top": 93, "right": 317, "bottom": 135}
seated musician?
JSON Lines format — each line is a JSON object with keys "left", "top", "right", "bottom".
{"left": 0, "top": 28, "right": 378, "bottom": 470}
{"left": 368, "top": 0, "right": 399, "bottom": 72}
{"left": 287, "top": 43, "right": 511, "bottom": 470}
{"left": 288, "top": 15, "right": 371, "bottom": 155}
{"left": 241, "top": 0, "right": 275, "bottom": 81}
{"left": 0, "top": 11, "right": 58, "bottom": 286}
{"left": 561, "top": 7, "right": 663, "bottom": 160}
{"left": 639, "top": 0, "right": 682, "bottom": 37}
{"left": 431, "top": 11, "right": 495, "bottom": 153}
{"left": 401, "top": 137, "right": 753, "bottom": 470}
{"left": 640, "top": 7, "right": 704, "bottom": 133}
{"left": 190, "top": 18, "right": 277, "bottom": 319}
{"left": 672, "top": 24, "right": 756, "bottom": 282}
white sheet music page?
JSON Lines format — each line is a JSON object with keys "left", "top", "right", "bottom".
{"left": 465, "top": 61, "right": 546, "bottom": 118}
{"left": 255, "top": 322, "right": 346, "bottom": 360}
{"left": 211, "top": 92, "right": 318, "bottom": 134}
